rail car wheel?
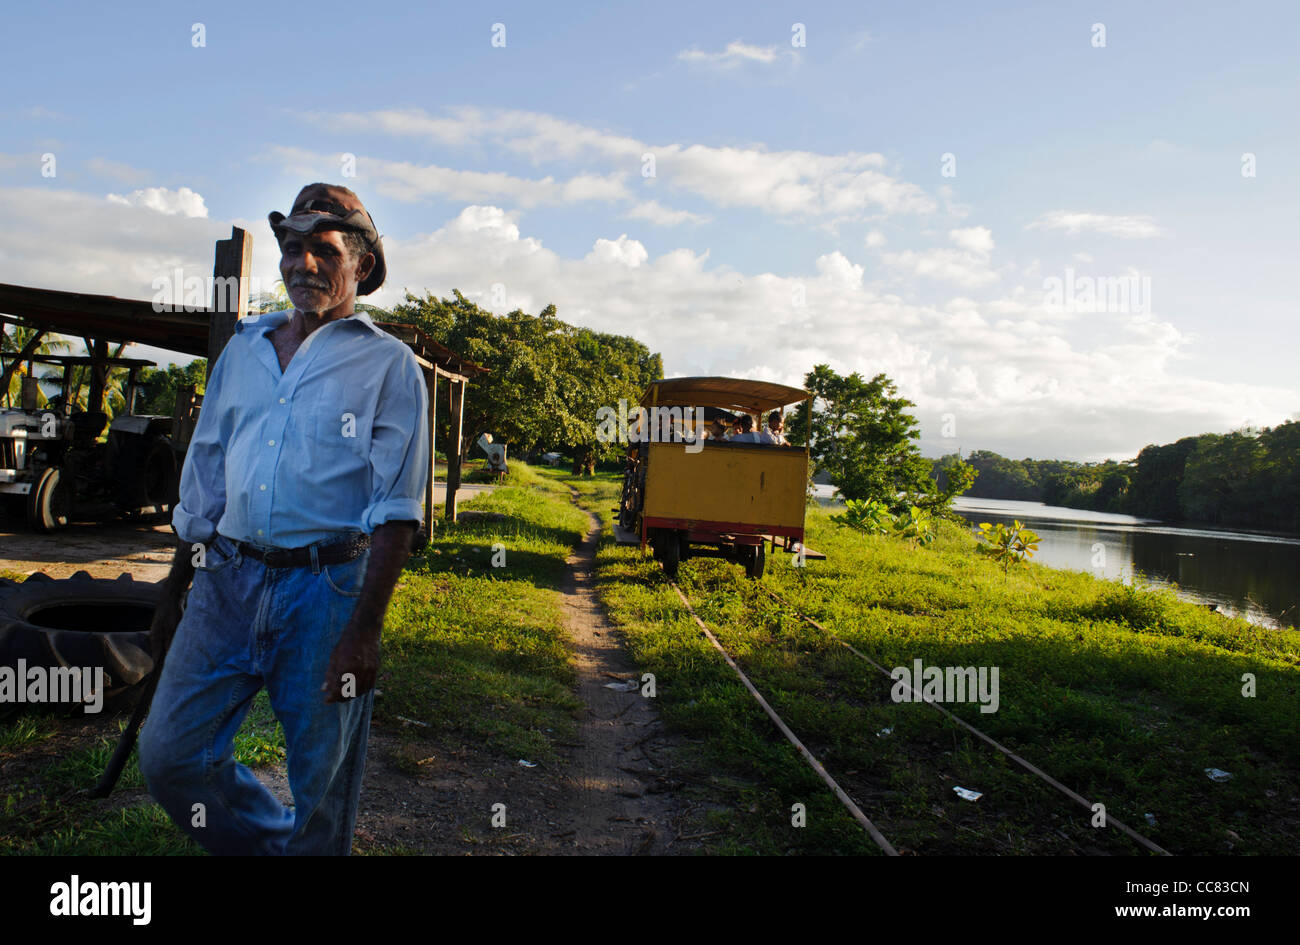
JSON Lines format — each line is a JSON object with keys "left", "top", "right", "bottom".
{"left": 0, "top": 571, "right": 159, "bottom": 716}
{"left": 741, "top": 544, "right": 766, "bottom": 580}
{"left": 660, "top": 530, "right": 681, "bottom": 578}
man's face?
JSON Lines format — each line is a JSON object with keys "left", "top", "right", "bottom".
{"left": 278, "top": 228, "right": 373, "bottom": 316}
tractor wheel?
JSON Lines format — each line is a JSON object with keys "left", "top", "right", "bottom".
{"left": 0, "top": 571, "right": 159, "bottom": 716}
{"left": 27, "top": 466, "right": 71, "bottom": 533}
{"left": 116, "top": 435, "right": 178, "bottom": 511}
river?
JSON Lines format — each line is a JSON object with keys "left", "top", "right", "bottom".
{"left": 811, "top": 488, "right": 1299, "bottom": 629}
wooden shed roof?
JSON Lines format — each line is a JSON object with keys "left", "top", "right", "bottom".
{"left": 0, "top": 282, "right": 486, "bottom": 377}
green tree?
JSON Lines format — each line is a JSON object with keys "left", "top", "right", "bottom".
{"left": 1, "top": 325, "right": 71, "bottom": 407}
{"left": 786, "top": 365, "right": 937, "bottom": 507}
{"left": 386, "top": 290, "right": 661, "bottom": 467}
{"left": 137, "top": 360, "right": 208, "bottom": 416}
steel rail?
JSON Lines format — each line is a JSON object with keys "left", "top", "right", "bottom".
{"left": 760, "top": 586, "right": 1171, "bottom": 856}
{"left": 668, "top": 580, "right": 899, "bottom": 856}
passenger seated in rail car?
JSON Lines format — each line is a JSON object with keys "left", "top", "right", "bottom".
{"left": 730, "top": 414, "right": 762, "bottom": 443}
{"left": 698, "top": 408, "right": 733, "bottom": 441}
{"left": 705, "top": 415, "right": 731, "bottom": 441}
{"left": 760, "top": 410, "right": 788, "bottom": 446}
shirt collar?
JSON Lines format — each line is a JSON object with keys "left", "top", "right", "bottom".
{"left": 235, "top": 308, "right": 387, "bottom": 338}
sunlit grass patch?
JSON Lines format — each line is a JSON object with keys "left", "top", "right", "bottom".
{"left": 577, "top": 479, "right": 1300, "bottom": 855}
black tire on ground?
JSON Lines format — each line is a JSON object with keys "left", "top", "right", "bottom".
{"left": 0, "top": 571, "right": 159, "bottom": 715}
{"left": 27, "top": 466, "right": 71, "bottom": 533}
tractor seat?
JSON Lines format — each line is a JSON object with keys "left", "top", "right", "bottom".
{"left": 69, "top": 411, "right": 109, "bottom": 443}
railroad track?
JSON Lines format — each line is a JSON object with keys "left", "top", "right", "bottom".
{"left": 664, "top": 570, "right": 1171, "bottom": 857}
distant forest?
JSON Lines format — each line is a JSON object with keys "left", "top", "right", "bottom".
{"left": 932, "top": 420, "right": 1300, "bottom": 534}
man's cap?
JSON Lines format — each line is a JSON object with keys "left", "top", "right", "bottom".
{"left": 268, "top": 183, "right": 385, "bottom": 295}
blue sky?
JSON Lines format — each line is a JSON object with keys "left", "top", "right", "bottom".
{"left": 2, "top": 0, "right": 1297, "bottom": 460}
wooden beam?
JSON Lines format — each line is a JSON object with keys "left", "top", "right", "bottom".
{"left": 445, "top": 378, "right": 465, "bottom": 522}
{"left": 86, "top": 338, "right": 108, "bottom": 414}
{"left": 206, "top": 227, "right": 253, "bottom": 378}
{"left": 421, "top": 367, "right": 438, "bottom": 547}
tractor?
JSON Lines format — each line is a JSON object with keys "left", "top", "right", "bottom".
{"left": 0, "top": 354, "right": 184, "bottom": 531}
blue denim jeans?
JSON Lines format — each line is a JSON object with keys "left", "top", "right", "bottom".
{"left": 140, "top": 532, "right": 374, "bottom": 856}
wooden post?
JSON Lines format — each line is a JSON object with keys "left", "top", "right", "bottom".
{"left": 86, "top": 338, "right": 108, "bottom": 414}
{"left": 445, "top": 378, "right": 465, "bottom": 522}
{"left": 421, "top": 368, "right": 438, "bottom": 546}
{"left": 20, "top": 375, "right": 39, "bottom": 411}
{"left": 206, "top": 226, "right": 253, "bottom": 379}
{"left": 124, "top": 366, "right": 140, "bottom": 416}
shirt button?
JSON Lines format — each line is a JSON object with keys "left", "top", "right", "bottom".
{"left": 260, "top": 484, "right": 267, "bottom": 491}
{"left": 257, "top": 529, "right": 264, "bottom": 536}
{"left": 279, "top": 398, "right": 286, "bottom": 404}
{"left": 267, "top": 439, "right": 275, "bottom": 446}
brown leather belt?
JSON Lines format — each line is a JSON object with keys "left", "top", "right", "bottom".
{"left": 235, "top": 533, "right": 370, "bottom": 569}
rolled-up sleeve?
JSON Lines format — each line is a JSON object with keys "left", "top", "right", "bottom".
{"left": 361, "top": 348, "right": 430, "bottom": 533}
{"left": 171, "top": 348, "right": 230, "bottom": 545}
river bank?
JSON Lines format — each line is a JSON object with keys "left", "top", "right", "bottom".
{"left": 813, "top": 487, "right": 1299, "bottom": 630}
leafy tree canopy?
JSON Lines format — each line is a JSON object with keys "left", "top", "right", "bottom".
{"left": 787, "top": 364, "right": 975, "bottom": 510}
{"left": 386, "top": 290, "right": 661, "bottom": 467}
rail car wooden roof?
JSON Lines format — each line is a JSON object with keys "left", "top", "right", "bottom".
{"left": 640, "top": 376, "right": 809, "bottom": 413}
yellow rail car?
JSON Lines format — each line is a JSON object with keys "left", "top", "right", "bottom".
{"left": 615, "top": 377, "right": 821, "bottom": 578}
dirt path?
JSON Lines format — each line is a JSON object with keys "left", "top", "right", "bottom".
{"left": 348, "top": 494, "right": 695, "bottom": 855}
{"left": 542, "top": 497, "right": 686, "bottom": 853}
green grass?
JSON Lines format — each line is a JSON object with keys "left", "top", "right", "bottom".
{"left": 6, "top": 465, "right": 1296, "bottom": 856}
{"left": 568, "top": 470, "right": 1300, "bottom": 855}
{"left": 0, "top": 466, "right": 590, "bottom": 854}
{"left": 0, "top": 690, "right": 287, "bottom": 855}
{"left": 378, "top": 476, "right": 589, "bottom": 762}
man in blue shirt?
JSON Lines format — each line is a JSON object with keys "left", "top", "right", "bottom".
{"left": 139, "top": 183, "right": 429, "bottom": 855}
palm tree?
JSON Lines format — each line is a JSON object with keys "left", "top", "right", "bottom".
{"left": 1, "top": 324, "right": 71, "bottom": 408}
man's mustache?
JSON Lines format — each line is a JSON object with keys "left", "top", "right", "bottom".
{"left": 290, "top": 277, "right": 329, "bottom": 290}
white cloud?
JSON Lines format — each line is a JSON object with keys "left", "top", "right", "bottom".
{"left": 865, "top": 229, "right": 886, "bottom": 248}
{"left": 676, "top": 40, "right": 789, "bottom": 69}
{"left": 586, "top": 234, "right": 649, "bottom": 268}
{"left": 882, "top": 228, "right": 999, "bottom": 288}
{"left": 2, "top": 186, "right": 1292, "bottom": 463}
{"left": 1027, "top": 210, "right": 1165, "bottom": 239}
{"left": 363, "top": 205, "right": 1295, "bottom": 460}
{"left": 626, "top": 200, "right": 709, "bottom": 226}
{"left": 949, "top": 226, "right": 993, "bottom": 254}
{"left": 266, "top": 145, "right": 629, "bottom": 209}
{"left": 0, "top": 185, "right": 228, "bottom": 301}
{"left": 288, "top": 108, "right": 934, "bottom": 222}
{"left": 106, "top": 186, "right": 208, "bottom": 218}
